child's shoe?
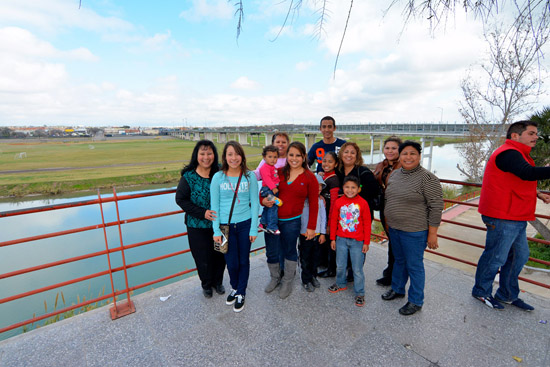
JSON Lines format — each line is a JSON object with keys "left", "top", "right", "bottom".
{"left": 302, "top": 282, "right": 315, "bottom": 292}
{"left": 355, "top": 295, "right": 365, "bottom": 307}
{"left": 328, "top": 284, "right": 347, "bottom": 293}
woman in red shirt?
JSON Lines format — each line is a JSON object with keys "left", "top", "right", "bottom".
{"left": 262, "top": 141, "right": 319, "bottom": 299}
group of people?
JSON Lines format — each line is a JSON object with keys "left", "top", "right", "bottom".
{"left": 175, "top": 116, "right": 548, "bottom": 315}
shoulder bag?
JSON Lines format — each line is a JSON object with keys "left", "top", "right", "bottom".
{"left": 214, "top": 172, "right": 243, "bottom": 254}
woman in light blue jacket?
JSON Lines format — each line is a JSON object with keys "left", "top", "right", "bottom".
{"left": 211, "top": 141, "right": 259, "bottom": 313}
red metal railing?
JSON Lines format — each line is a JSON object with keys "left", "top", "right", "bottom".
{"left": 0, "top": 187, "right": 264, "bottom": 337}
{"left": 372, "top": 179, "right": 550, "bottom": 289}
{"left": 2, "top": 179, "right": 550, "bottom": 339}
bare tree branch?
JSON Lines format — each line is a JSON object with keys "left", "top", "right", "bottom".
{"left": 333, "top": 0, "right": 353, "bottom": 77}
{"left": 233, "top": 1, "right": 245, "bottom": 40}
{"left": 312, "top": 0, "right": 330, "bottom": 40}
{"left": 270, "top": 0, "right": 302, "bottom": 42}
{"left": 457, "top": 19, "right": 548, "bottom": 181}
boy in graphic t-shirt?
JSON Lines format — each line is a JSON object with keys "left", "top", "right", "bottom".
{"left": 328, "top": 176, "right": 371, "bottom": 307}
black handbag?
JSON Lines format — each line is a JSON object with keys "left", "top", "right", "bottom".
{"left": 215, "top": 172, "right": 243, "bottom": 254}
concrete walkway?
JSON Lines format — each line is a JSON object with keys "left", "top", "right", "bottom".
{"left": 1, "top": 244, "right": 549, "bottom": 367}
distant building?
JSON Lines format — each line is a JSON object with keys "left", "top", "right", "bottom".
{"left": 142, "top": 128, "right": 160, "bottom": 136}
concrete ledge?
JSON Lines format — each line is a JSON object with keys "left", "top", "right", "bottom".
{"left": 1, "top": 244, "right": 549, "bottom": 367}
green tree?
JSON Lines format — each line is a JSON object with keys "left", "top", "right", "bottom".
{"left": 531, "top": 106, "right": 550, "bottom": 188}
{"left": 0, "top": 127, "right": 12, "bottom": 138}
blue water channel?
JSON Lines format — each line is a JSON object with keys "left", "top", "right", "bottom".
{"left": 0, "top": 143, "right": 466, "bottom": 340}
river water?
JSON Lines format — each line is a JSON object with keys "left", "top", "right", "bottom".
{"left": 0, "top": 143, "right": 467, "bottom": 340}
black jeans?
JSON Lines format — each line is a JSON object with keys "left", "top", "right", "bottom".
{"left": 187, "top": 227, "right": 226, "bottom": 290}
{"left": 298, "top": 235, "right": 320, "bottom": 284}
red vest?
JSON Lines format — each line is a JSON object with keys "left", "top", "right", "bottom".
{"left": 478, "top": 139, "right": 537, "bottom": 221}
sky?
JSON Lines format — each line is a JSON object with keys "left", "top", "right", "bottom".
{"left": 0, "top": 0, "right": 548, "bottom": 127}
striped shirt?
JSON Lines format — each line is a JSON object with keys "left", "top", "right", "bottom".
{"left": 384, "top": 165, "right": 443, "bottom": 232}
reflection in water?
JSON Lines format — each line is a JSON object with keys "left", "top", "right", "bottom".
{"left": 363, "top": 143, "right": 467, "bottom": 181}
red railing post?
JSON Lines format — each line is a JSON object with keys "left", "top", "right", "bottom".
{"left": 109, "top": 187, "right": 135, "bottom": 319}
{"left": 97, "top": 189, "right": 122, "bottom": 318}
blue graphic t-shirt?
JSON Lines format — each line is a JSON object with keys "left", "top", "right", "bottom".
{"left": 307, "top": 138, "right": 346, "bottom": 173}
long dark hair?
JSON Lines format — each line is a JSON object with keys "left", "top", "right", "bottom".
{"left": 282, "top": 141, "right": 308, "bottom": 180}
{"left": 181, "top": 140, "right": 219, "bottom": 178}
{"left": 221, "top": 141, "right": 249, "bottom": 175}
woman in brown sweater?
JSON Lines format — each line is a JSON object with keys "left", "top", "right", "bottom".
{"left": 372, "top": 136, "right": 402, "bottom": 287}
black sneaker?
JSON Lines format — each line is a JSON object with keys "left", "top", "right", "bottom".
{"left": 233, "top": 295, "right": 245, "bottom": 312}
{"left": 473, "top": 295, "right": 504, "bottom": 310}
{"left": 302, "top": 282, "right": 315, "bottom": 292}
{"left": 375, "top": 277, "right": 392, "bottom": 286}
{"left": 311, "top": 277, "right": 320, "bottom": 288}
{"left": 226, "top": 289, "right": 237, "bottom": 305}
{"left": 399, "top": 302, "right": 422, "bottom": 316}
{"left": 510, "top": 298, "right": 534, "bottom": 311}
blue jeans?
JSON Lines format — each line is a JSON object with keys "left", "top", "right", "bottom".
{"left": 472, "top": 215, "right": 530, "bottom": 302}
{"left": 389, "top": 227, "right": 428, "bottom": 306}
{"left": 335, "top": 237, "right": 366, "bottom": 296}
{"left": 224, "top": 219, "right": 252, "bottom": 296}
{"left": 260, "top": 187, "right": 279, "bottom": 231}
{"left": 265, "top": 217, "right": 301, "bottom": 264}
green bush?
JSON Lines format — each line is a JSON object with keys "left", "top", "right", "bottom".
{"left": 527, "top": 233, "right": 550, "bottom": 269}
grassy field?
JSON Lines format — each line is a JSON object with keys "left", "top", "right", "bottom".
{"left": 0, "top": 134, "right": 465, "bottom": 197}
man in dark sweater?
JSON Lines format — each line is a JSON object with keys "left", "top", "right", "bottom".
{"left": 472, "top": 120, "right": 550, "bottom": 311}
{"left": 307, "top": 116, "right": 346, "bottom": 173}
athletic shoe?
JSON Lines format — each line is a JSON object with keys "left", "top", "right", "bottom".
{"left": 233, "top": 294, "right": 245, "bottom": 312}
{"left": 226, "top": 289, "right": 237, "bottom": 305}
{"left": 328, "top": 284, "right": 347, "bottom": 293}
{"left": 509, "top": 298, "right": 534, "bottom": 311}
{"left": 355, "top": 296, "right": 365, "bottom": 307}
{"left": 310, "top": 277, "right": 320, "bottom": 288}
{"left": 302, "top": 282, "right": 315, "bottom": 292}
{"left": 273, "top": 229, "right": 281, "bottom": 235}
{"left": 473, "top": 295, "right": 504, "bottom": 310}
{"left": 494, "top": 296, "right": 534, "bottom": 311}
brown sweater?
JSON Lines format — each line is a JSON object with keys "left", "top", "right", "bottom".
{"left": 384, "top": 165, "right": 443, "bottom": 232}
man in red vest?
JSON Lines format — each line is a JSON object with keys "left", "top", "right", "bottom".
{"left": 472, "top": 120, "right": 550, "bottom": 311}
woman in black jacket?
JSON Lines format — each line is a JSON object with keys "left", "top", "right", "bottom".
{"left": 175, "top": 140, "right": 226, "bottom": 298}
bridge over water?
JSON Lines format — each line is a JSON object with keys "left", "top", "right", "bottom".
{"left": 171, "top": 122, "right": 505, "bottom": 140}
{"left": 170, "top": 122, "right": 504, "bottom": 171}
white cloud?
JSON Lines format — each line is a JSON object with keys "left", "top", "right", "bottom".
{"left": 231, "top": 76, "right": 260, "bottom": 90}
{"left": 296, "top": 61, "right": 314, "bottom": 71}
{"left": 0, "top": 27, "right": 98, "bottom": 62}
{"left": 0, "top": 0, "right": 134, "bottom": 35}
{"left": 143, "top": 31, "right": 173, "bottom": 50}
{"left": 179, "top": 0, "right": 233, "bottom": 21}
{"left": 0, "top": 27, "right": 102, "bottom": 96}
{"left": 0, "top": 0, "right": 548, "bottom": 127}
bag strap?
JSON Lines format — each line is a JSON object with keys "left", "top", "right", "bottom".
{"left": 227, "top": 172, "right": 243, "bottom": 224}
